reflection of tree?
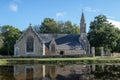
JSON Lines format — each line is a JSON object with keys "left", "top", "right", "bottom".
{"left": 0, "top": 66, "right": 15, "bottom": 80}
{"left": 90, "top": 65, "right": 120, "bottom": 80}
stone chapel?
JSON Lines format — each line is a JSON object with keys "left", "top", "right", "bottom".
{"left": 14, "top": 12, "right": 90, "bottom": 57}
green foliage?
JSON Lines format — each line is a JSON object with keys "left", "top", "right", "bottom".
{"left": 40, "top": 18, "right": 58, "bottom": 33}
{"left": 88, "top": 15, "right": 119, "bottom": 52}
{"left": 0, "top": 25, "right": 21, "bottom": 55}
{"left": 38, "top": 18, "right": 80, "bottom": 34}
{"left": 113, "top": 29, "right": 120, "bottom": 52}
{"left": 0, "top": 35, "right": 4, "bottom": 48}
{"left": 95, "top": 47, "right": 101, "bottom": 56}
{"left": 114, "top": 38, "right": 120, "bottom": 52}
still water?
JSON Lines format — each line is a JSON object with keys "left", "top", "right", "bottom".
{"left": 0, "top": 64, "right": 120, "bottom": 80}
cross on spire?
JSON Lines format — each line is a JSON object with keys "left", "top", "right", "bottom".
{"left": 29, "top": 23, "right": 32, "bottom": 27}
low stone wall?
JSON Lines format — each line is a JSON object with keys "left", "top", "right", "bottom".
{"left": 91, "top": 47, "right": 112, "bottom": 57}
{"left": 57, "top": 50, "right": 85, "bottom": 55}
{"left": 0, "top": 54, "right": 92, "bottom": 58}
{"left": 111, "top": 53, "right": 120, "bottom": 56}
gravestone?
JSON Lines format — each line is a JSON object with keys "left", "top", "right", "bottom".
{"left": 100, "top": 47, "right": 104, "bottom": 57}
{"left": 91, "top": 47, "right": 95, "bottom": 57}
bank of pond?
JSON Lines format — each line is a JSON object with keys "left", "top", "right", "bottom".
{"left": 0, "top": 57, "right": 120, "bottom": 65}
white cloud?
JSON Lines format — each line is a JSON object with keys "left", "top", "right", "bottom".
{"left": 108, "top": 19, "right": 120, "bottom": 29}
{"left": 104, "top": 14, "right": 115, "bottom": 19}
{"left": 13, "top": 0, "right": 21, "bottom": 3}
{"left": 56, "top": 12, "right": 66, "bottom": 18}
{"left": 84, "top": 6, "right": 99, "bottom": 13}
{"left": 9, "top": 4, "right": 18, "bottom": 12}
{"left": 107, "top": 16, "right": 115, "bottom": 19}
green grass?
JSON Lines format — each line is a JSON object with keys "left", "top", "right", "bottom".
{"left": 0, "top": 60, "right": 8, "bottom": 65}
{"left": 0, "top": 56, "right": 120, "bottom": 65}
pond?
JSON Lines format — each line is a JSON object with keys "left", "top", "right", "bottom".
{"left": 0, "top": 64, "right": 120, "bottom": 80}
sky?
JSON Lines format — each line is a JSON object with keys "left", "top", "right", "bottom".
{"left": 1, "top": 0, "right": 120, "bottom": 32}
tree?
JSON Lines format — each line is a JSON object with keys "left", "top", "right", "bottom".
{"left": 62, "top": 21, "right": 80, "bottom": 34}
{"left": 0, "top": 35, "right": 4, "bottom": 49}
{"left": 38, "top": 18, "right": 80, "bottom": 34}
{"left": 113, "top": 29, "right": 120, "bottom": 52}
{"left": 40, "top": 18, "right": 57, "bottom": 33}
{"left": 0, "top": 25, "right": 21, "bottom": 55}
{"left": 88, "top": 15, "right": 119, "bottom": 52}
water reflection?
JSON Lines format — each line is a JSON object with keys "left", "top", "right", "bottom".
{"left": 0, "top": 66, "right": 15, "bottom": 80}
{"left": 0, "top": 64, "right": 120, "bottom": 80}
{"left": 14, "top": 65, "right": 89, "bottom": 80}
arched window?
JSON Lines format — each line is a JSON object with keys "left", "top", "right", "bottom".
{"left": 51, "top": 44, "right": 56, "bottom": 53}
{"left": 26, "top": 36, "right": 34, "bottom": 52}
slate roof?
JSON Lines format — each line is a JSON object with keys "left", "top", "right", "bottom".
{"left": 39, "top": 33, "right": 83, "bottom": 50}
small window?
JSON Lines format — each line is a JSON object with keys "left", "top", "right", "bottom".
{"left": 60, "top": 51, "right": 64, "bottom": 55}
{"left": 26, "top": 36, "right": 34, "bottom": 52}
{"left": 51, "top": 44, "right": 56, "bottom": 53}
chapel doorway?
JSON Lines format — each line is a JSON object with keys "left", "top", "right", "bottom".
{"left": 60, "top": 51, "right": 64, "bottom": 55}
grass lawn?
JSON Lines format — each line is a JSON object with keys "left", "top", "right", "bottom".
{"left": 0, "top": 56, "right": 120, "bottom": 65}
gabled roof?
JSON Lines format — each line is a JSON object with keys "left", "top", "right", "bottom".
{"left": 55, "top": 34, "right": 82, "bottom": 50}
{"left": 39, "top": 34, "right": 83, "bottom": 50}
{"left": 16, "top": 24, "right": 43, "bottom": 44}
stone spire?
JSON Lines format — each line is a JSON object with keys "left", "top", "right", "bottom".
{"left": 80, "top": 11, "right": 86, "bottom": 34}
{"left": 81, "top": 11, "right": 85, "bottom": 23}
{"left": 79, "top": 11, "right": 90, "bottom": 54}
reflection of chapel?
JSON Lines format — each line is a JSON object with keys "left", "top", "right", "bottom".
{"left": 13, "top": 65, "right": 90, "bottom": 80}
{"left": 14, "top": 12, "right": 90, "bottom": 57}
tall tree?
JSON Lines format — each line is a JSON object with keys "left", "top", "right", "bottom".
{"left": 38, "top": 18, "right": 80, "bottom": 34}
{"left": 40, "top": 18, "right": 57, "bottom": 33}
{"left": 113, "top": 29, "right": 120, "bottom": 52}
{"left": 0, "top": 35, "right": 4, "bottom": 49}
{"left": 88, "top": 15, "right": 119, "bottom": 52}
{"left": 0, "top": 25, "right": 21, "bottom": 55}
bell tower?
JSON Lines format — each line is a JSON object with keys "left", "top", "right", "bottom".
{"left": 79, "top": 11, "right": 90, "bottom": 54}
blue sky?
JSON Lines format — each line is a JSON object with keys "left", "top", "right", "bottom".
{"left": 1, "top": 0, "right": 120, "bottom": 32}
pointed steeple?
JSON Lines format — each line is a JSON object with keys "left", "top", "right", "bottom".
{"left": 81, "top": 11, "right": 85, "bottom": 23}
{"left": 80, "top": 10, "right": 86, "bottom": 34}
{"left": 79, "top": 11, "right": 90, "bottom": 54}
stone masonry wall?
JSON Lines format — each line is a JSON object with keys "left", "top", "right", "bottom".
{"left": 14, "top": 28, "right": 43, "bottom": 57}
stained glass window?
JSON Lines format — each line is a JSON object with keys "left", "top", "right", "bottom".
{"left": 26, "top": 36, "right": 34, "bottom": 52}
